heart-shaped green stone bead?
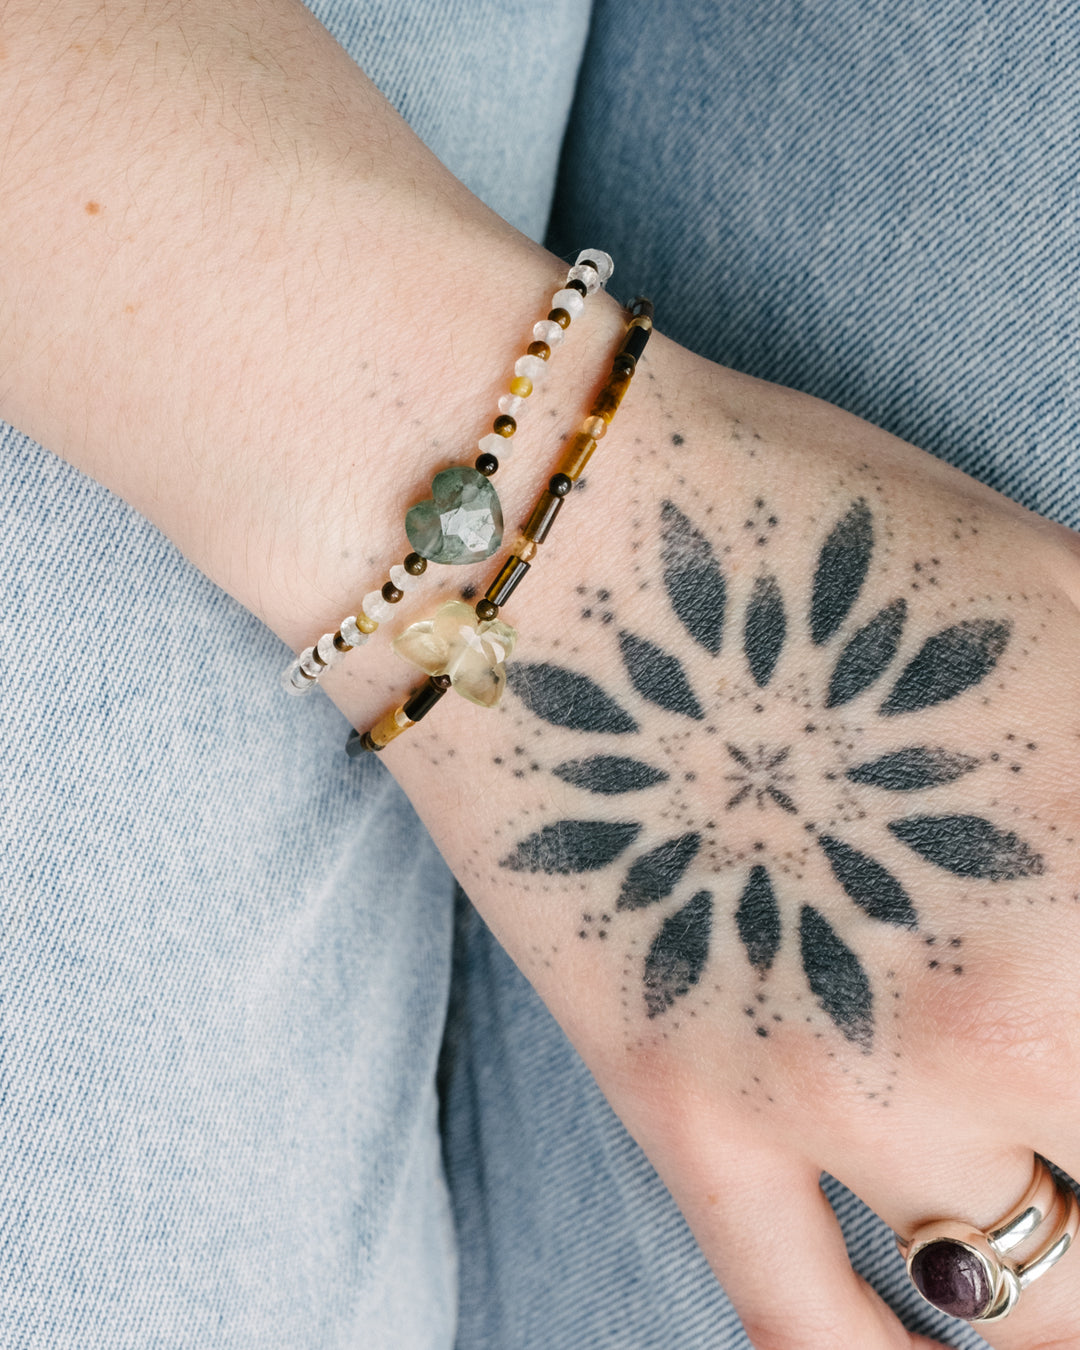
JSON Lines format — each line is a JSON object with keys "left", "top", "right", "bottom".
{"left": 405, "top": 466, "right": 503, "bottom": 564}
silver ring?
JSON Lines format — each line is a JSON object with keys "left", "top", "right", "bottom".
{"left": 896, "top": 1157, "right": 1080, "bottom": 1322}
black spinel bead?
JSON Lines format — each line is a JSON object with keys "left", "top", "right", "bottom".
{"left": 382, "top": 581, "right": 404, "bottom": 603}
{"left": 404, "top": 552, "right": 427, "bottom": 575}
{"left": 566, "top": 277, "right": 588, "bottom": 297}
{"left": 493, "top": 414, "right": 516, "bottom": 437}
{"left": 475, "top": 453, "right": 499, "bottom": 476}
{"left": 549, "top": 473, "right": 573, "bottom": 498}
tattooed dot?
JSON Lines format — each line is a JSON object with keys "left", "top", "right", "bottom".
{"left": 671, "top": 434, "right": 684, "bottom": 446}
{"left": 461, "top": 584, "right": 476, "bottom": 600}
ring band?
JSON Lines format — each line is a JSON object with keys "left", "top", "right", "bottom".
{"left": 896, "top": 1157, "right": 1080, "bottom": 1322}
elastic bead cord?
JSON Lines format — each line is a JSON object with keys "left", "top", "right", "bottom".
{"left": 282, "top": 248, "right": 614, "bottom": 696}
{"left": 347, "top": 299, "right": 653, "bottom": 756}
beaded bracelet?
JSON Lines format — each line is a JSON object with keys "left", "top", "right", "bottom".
{"left": 281, "top": 248, "right": 615, "bottom": 696}
{"left": 345, "top": 298, "right": 654, "bottom": 756}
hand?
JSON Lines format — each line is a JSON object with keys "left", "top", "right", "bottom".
{"left": 377, "top": 338, "right": 1080, "bottom": 1348}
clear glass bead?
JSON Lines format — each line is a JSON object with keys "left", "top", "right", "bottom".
{"left": 479, "top": 431, "right": 513, "bottom": 461}
{"left": 574, "top": 248, "right": 614, "bottom": 283}
{"left": 362, "top": 590, "right": 392, "bottom": 623}
{"left": 340, "top": 615, "right": 371, "bottom": 648}
{"left": 317, "top": 632, "right": 345, "bottom": 666}
{"left": 567, "top": 263, "right": 602, "bottom": 295}
{"left": 299, "top": 646, "right": 323, "bottom": 678}
{"left": 282, "top": 660, "right": 315, "bottom": 695}
{"left": 498, "top": 393, "right": 526, "bottom": 416}
{"left": 551, "top": 288, "right": 585, "bottom": 319}
{"left": 389, "top": 563, "right": 422, "bottom": 592}
{"left": 532, "top": 319, "right": 564, "bottom": 348}
{"left": 514, "top": 353, "right": 546, "bottom": 383}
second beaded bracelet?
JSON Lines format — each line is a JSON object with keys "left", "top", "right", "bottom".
{"left": 345, "top": 298, "right": 654, "bottom": 756}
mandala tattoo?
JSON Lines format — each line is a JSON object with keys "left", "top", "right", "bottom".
{"left": 499, "top": 494, "right": 1049, "bottom": 1053}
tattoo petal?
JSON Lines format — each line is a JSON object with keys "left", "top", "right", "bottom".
{"left": 617, "top": 832, "right": 701, "bottom": 910}
{"left": 818, "top": 833, "right": 918, "bottom": 928}
{"left": 799, "top": 906, "right": 873, "bottom": 1049}
{"left": 888, "top": 815, "right": 1045, "bottom": 880}
{"left": 552, "top": 755, "right": 669, "bottom": 795}
{"left": 880, "top": 619, "right": 1011, "bottom": 716}
{"left": 643, "top": 890, "right": 713, "bottom": 1018}
{"left": 810, "top": 499, "right": 874, "bottom": 646}
{"left": 736, "top": 864, "right": 782, "bottom": 972}
{"left": 507, "top": 663, "right": 637, "bottom": 734}
{"left": 825, "top": 599, "right": 907, "bottom": 708}
{"left": 744, "top": 573, "right": 786, "bottom": 687}
{"left": 619, "top": 632, "right": 704, "bottom": 720}
{"left": 500, "top": 820, "right": 641, "bottom": 874}
{"left": 846, "top": 746, "right": 979, "bottom": 791}
{"left": 660, "top": 500, "right": 726, "bottom": 654}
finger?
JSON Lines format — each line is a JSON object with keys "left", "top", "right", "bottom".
{"left": 670, "top": 1139, "right": 947, "bottom": 1349}
{"left": 844, "top": 1147, "right": 1080, "bottom": 1350}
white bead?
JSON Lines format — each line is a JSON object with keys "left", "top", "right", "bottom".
{"left": 282, "top": 660, "right": 315, "bottom": 695}
{"left": 389, "top": 563, "right": 422, "bottom": 592}
{"left": 514, "top": 354, "right": 546, "bottom": 383}
{"left": 479, "top": 431, "right": 514, "bottom": 462}
{"left": 574, "top": 248, "right": 613, "bottom": 282}
{"left": 551, "top": 288, "right": 585, "bottom": 319}
{"left": 567, "top": 263, "right": 602, "bottom": 295}
{"left": 498, "top": 393, "right": 526, "bottom": 416}
{"left": 299, "top": 646, "right": 323, "bottom": 678}
{"left": 340, "top": 615, "right": 371, "bottom": 647}
{"left": 362, "top": 590, "right": 392, "bottom": 623}
{"left": 317, "top": 632, "right": 346, "bottom": 668}
{"left": 533, "top": 319, "right": 564, "bottom": 348}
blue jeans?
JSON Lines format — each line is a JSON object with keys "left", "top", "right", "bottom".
{"left": 3, "top": 3, "right": 1076, "bottom": 1346}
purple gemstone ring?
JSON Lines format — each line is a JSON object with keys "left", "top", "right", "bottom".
{"left": 896, "top": 1158, "right": 1080, "bottom": 1323}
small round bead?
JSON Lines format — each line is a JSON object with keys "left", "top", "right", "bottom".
{"left": 526, "top": 340, "right": 550, "bottom": 360}
{"left": 404, "top": 553, "right": 427, "bottom": 576}
{"left": 478, "top": 431, "right": 513, "bottom": 461}
{"left": 613, "top": 353, "right": 636, "bottom": 377}
{"left": 340, "top": 615, "right": 371, "bottom": 647}
{"left": 514, "top": 354, "right": 546, "bottom": 383}
{"left": 475, "top": 452, "right": 499, "bottom": 476}
{"left": 432, "top": 673, "right": 453, "bottom": 691}
{"left": 381, "top": 580, "right": 404, "bottom": 604}
{"left": 475, "top": 599, "right": 499, "bottom": 622}
{"left": 565, "top": 277, "right": 588, "bottom": 298}
{"left": 317, "top": 632, "right": 345, "bottom": 667}
{"left": 574, "top": 248, "right": 614, "bottom": 282}
{"left": 362, "top": 590, "right": 393, "bottom": 623}
{"left": 509, "top": 375, "right": 533, "bottom": 398}
{"left": 356, "top": 611, "right": 379, "bottom": 633}
{"left": 533, "top": 319, "right": 564, "bottom": 347}
{"left": 513, "top": 536, "right": 538, "bottom": 563}
{"left": 299, "top": 646, "right": 322, "bottom": 678}
{"left": 498, "top": 393, "right": 525, "bottom": 416}
{"left": 282, "top": 661, "right": 315, "bottom": 695}
{"left": 389, "top": 563, "right": 422, "bottom": 592}
{"left": 547, "top": 307, "right": 572, "bottom": 329}
{"left": 581, "top": 415, "right": 607, "bottom": 440}
{"left": 551, "top": 288, "right": 585, "bottom": 320}
{"left": 567, "top": 263, "right": 602, "bottom": 295}
{"left": 493, "top": 414, "right": 516, "bottom": 436}
{"left": 549, "top": 473, "right": 573, "bottom": 498}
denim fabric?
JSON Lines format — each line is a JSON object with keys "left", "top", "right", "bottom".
{"left": 4, "top": 1, "right": 1074, "bottom": 1347}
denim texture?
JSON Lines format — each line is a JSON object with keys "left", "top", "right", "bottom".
{"left": 4, "top": 1, "right": 1076, "bottom": 1347}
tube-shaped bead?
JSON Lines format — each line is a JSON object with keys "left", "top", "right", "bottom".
{"left": 591, "top": 369, "right": 634, "bottom": 423}
{"left": 365, "top": 704, "right": 414, "bottom": 749}
{"left": 403, "top": 675, "right": 451, "bottom": 722}
{"left": 622, "top": 322, "right": 652, "bottom": 364}
{"left": 557, "top": 430, "right": 597, "bottom": 481}
{"left": 522, "top": 490, "right": 563, "bottom": 545}
{"left": 485, "top": 555, "right": 531, "bottom": 608}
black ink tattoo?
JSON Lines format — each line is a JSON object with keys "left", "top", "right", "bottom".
{"left": 810, "top": 498, "right": 873, "bottom": 645}
{"left": 552, "top": 755, "right": 669, "bottom": 795}
{"left": 799, "top": 906, "right": 873, "bottom": 1048}
{"left": 643, "top": 890, "right": 713, "bottom": 1018}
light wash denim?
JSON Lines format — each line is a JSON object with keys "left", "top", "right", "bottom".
{"left": 3, "top": 2, "right": 1077, "bottom": 1347}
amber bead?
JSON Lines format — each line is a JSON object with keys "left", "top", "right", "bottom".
{"left": 382, "top": 581, "right": 404, "bottom": 604}
{"left": 526, "top": 340, "right": 551, "bottom": 361}
{"left": 356, "top": 612, "right": 379, "bottom": 634}
{"left": 523, "top": 490, "right": 563, "bottom": 544}
{"left": 566, "top": 277, "right": 588, "bottom": 297}
{"left": 474, "top": 598, "right": 499, "bottom": 622}
{"left": 404, "top": 552, "right": 427, "bottom": 575}
{"left": 486, "top": 555, "right": 530, "bottom": 608}
{"left": 366, "top": 705, "right": 413, "bottom": 749}
{"left": 513, "top": 536, "right": 538, "bottom": 562}
{"left": 475, "top": 452, "right": 499, "bottom": 476}
{"left": 333, "top": 632, "right": 352, "bottom": 653}
{"left": 403, "top": 676, "right": 450, "bottom": 722}
{"left": 592, "top": 371, "right": 633, "bottom": 423}
{"left": 547, "top": 307, "right": 572, "bottom": 329}
{"left": 509, "top": 375, "right": 533, "bottom": 398}
{"left": 557, "top": 431, "right": 597, "bottom": 482}
{"left": 493, "top": 415, "right": 516, "bottom": 436}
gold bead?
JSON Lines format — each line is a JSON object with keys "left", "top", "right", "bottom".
{"left": 356, "top": 612, "right": 379, "bottom": 634}
{"left": 509, "top": 375, "right": 533, "bottom": 398}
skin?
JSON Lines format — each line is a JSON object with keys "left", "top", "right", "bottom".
{"left": 4, "top": 2, "right": 1080, "bottom": 1345}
